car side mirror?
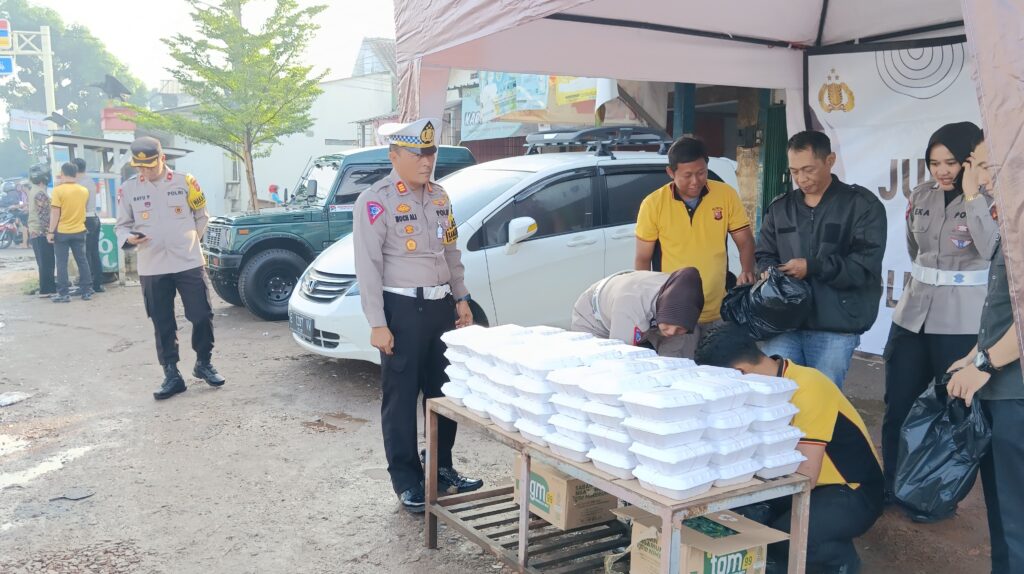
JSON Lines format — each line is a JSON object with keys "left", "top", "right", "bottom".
{"left": 505, "top": 216, "right": 538, "bottom": 255}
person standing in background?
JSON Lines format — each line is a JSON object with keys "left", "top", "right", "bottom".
{"left": 881, "top": 123, "right": 999, "bottom": 506}
{"left": 74, "top": 158, "right": 105, "bottom": 293}
{"left": 48, "top": 162, "right": 93, "bottom": 303}
{"left": 26, "top": 164, "right": 55, "bottom": 297}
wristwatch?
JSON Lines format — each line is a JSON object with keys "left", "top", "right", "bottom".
{"left": 974, "top": 349, "right": 1001, "bottom": 376}
{"left": 456, "top": 294, "right": 472, "bottom": 303}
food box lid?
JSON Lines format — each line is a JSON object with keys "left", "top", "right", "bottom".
{"left": 716, "top": 457, "right": 762, "bottom": 477}
{"left": 463, "top": 393, "right": 491, "bottom": 411}
{"left": 671, "top": 377, "right": 750, "bottom": 401}
{"left": 632, "top": 464, "right": 717, "bottom": 490}
{"left": 513, "top": 395, "right": 556, "bottom": 416}
{"left": 445, "top": 364, "right": 470, "bottom": 379}
{"left": 587, "top": 447, "right": 636, "bottom": 470}
{"left": 525, "top": 325, "right": 564, "bottom": 335}
{"left": 739, "top": 373, "right": 799, "bottom": 395}
{"left": 706, "top": 407, "right": 756, "bottom": 429}
{"left": 574, "top": 344, "right": 628, "bottom": 365}
{"left": 514, "top": 375, "right": 555, "bottom": 395}
{"left": 544, "top": 430, "right": 591, "bottom": 454}
{"left": 707, "top": 432, "right": 761, "bottom": 455}
{"left": 590, "top": 359, "right": 660, "bottom": 374}
{"left": 440, "top": 325, "right": 490, "bottom": 346}
{"left": 585, "top": 422, "right": 632, "bottom": 443}
{"left": 760, "top": 449, "right": 807, "bottom": 467}
{"left": 640, "top": 357, "right": 697, "bottom": 370}
{"left": 580, "top": 373, "right": 662, "bottom": 397}
{"left": 620, "top": 388, "right": 704, "bottom": 410}
{"left": 550, "top": 392, "right": 589, "bottom": 409}
{"left": 465, "top": 357, "right": 494, "bottom": 376}
{"left": 622, "top": 416, "right": 706, "bottom": 435}
{"left": 753, "top": 426, "right": 804, "bottom": 444}
{"left": 518, "top": 349, "right": 583, "bottom": 372}
{"left": 549, "top": 413, "right": 590, "bottom": 433}
{"left": 750, "top": 402, "right": 799, "bottom": 422}
{"left": 630, "top": 440, "right": 713, "bottom": 464}
{"left": 441, "top": 382, "right": 470, "bottom": 399}
{"left": 514, "top": 417, "right": 554, "bottom": 436}
{"left": 581, "top": 400, "right": 629, "bottom": 421}
{"left": 487, "top": 401, "right": 517, "bottom": 422}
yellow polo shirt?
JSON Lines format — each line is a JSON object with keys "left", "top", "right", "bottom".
{"left": 782, "top": 359, "right": 883, "bottom": 490}
{"left": 51, "top": 183, "right": 89, "bottom": 234}
{"left": 635, "top": 180, "right": 750, "bottom": 323}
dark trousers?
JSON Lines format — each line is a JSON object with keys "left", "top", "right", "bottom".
{"left": 980, "top": 399, "right": 1024, "bottom": 573}
{"left": 380, "top": 291, "right": 457, "bottom": 495}
{"left": 31, "top": 235, "right": 55, "bottom": 294}
{"left": 54, "top": 231, "right": 92, "bottom": 297}
{"left": 882, "top": 324, "right": 977, "bottom": 493}
{"left": 140, "top": 266, "right": 215, "bottom": 366}
{"left": 756, "top": 484, "right": 882, "bottom": 571}
{"left": 85, "top": 216, "right": 103, "bottom": 290}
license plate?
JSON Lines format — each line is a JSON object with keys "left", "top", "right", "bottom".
{"left": 289, "top": 312, "right": 316, "bottom": 338}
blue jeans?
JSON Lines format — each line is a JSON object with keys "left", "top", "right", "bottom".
{"left": 760, "top": 330, "right": 860, "bottom": 389}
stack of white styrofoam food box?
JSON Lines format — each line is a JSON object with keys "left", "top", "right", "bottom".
{"left": 439, "top": 325, "right": 807, "bottom": 501}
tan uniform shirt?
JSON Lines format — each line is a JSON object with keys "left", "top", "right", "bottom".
{"left": 77, "top": 173, "right": 98, "bottom": 216}
{"left": 893, "top": 181, "right": 1000, "bottom": 334}
{"left": 114, "top": 170, "right": 209, "bottom": 277}
{"left": 571, "top": 271, "right": 668, "bottom": 346}
{"left": 352, "top": 170, "right": 469, "bottom": 328}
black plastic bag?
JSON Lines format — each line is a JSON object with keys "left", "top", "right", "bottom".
{"left": 894, "top": 379, "right": 991, "bottom": 521}
{"left": 721, "top": 268, "right": 812, "bottom": 340}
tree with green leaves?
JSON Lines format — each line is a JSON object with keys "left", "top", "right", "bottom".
{"left": 0, "top": 0, "right": 147, "bottom": 176}
{"left": 132, "top": 0, "right": 327, "bottom": 212}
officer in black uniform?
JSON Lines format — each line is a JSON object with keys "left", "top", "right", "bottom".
{"left": 115, "top": 137, "right": 226, "bottom": 400}
{"left": 353, "top": 118, "right": 482, "bottom": 513}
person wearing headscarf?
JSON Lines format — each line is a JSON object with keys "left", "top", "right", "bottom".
{"left": 881, "top": 122, "right": 1001, "bottom": 512}
{"left": 571, "top": 268, "right": 704, "bottom": 356}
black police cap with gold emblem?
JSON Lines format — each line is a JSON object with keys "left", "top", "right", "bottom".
{"left": 129, "top": 136, "right": 163, "bottom": 168}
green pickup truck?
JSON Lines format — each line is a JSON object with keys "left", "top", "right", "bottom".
{"left": 202, "top": 145, "right": 476, "bottom": 320}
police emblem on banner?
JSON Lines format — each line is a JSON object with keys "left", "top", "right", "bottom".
{"left": 819, "top": 68, "right": 855, "bottom": 113}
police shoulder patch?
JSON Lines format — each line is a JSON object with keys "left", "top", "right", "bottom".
{"left": 186, "top": 174, "right": 206, "bottom": 210}
{"left": 633, "top": 326, "right": 643, "bottom": 345}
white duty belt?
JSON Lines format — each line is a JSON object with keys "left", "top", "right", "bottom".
{"left": 591, "top": 270, "right": 633, "bottom": 329}
{"left": 911, "top": 263, "right": 989, "bottom": 286}
{"left": 383, "top": 284, "right": 452, "bottom": 300}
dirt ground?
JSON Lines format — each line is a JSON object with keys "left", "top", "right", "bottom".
{"left": 0, "top": 246, "right": 991, "bottom": 573}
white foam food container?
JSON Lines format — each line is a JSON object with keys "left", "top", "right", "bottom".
{"left": 486, "top": 365, "right": 519, "bottom": 389}
{"left": 619, "top": 388, "right": 705, "bottom": 422}
{"left": 582, "top": 401, "right": 629, "bottom": 428}
{"left": 544, "top": 431, "right": 592, "bottom": 463}
{"left": 707, "top": 433, "right": 762, "bottom": 466}
{"left": 748, "top": 403, "right": 799, "bottom": 432}
{"left": 590, "top": 358, "right": 660, "bottom": 374}
{"left": 517, "top": 349, "right": 583, "bottom": 381}
{"left": 441, "top": 381, "right": 470, "bottom": 406}
{"left": 440, "top": 324, "right": 490, "bottom": 353}
{"left": 513, "top": 375, "right": 557, "bottom": 403}
{"left": 550, "top": 393, "right": 590, "bottom": 421}
{"left": 525, "top": 325, "right": 565, "bottom": 336}
{"left": 640, "top": 357, "right": 697, "bottom": 370}
{"left": 515, "top": 418, "right": 555, "bottom": 446}
{"left": 549, "top": 413, "right": 592, "bottom": 443}
{"left": 632, "top": 465, "right": 717, "bottom": 501}
{"left": 586, "top": 423, "right": 633, "bottom": 457}
{"left": 671, "top": 377, "right": 751, "bottom": 412}
{"left": 444, "top": 348, "right": 471, "bottom": 365}
{"left": 621, "top": 416, "right": 705, "bottom": 448}
{"left": 547, "top": 331, "right": 596, "bottom": 343}
{"left": 704, "top": 407, "right": 756, "bottom": 441}
{"left": 605, "top": 345, "right": 658, "bottom": 361}
{"left": 754, "top": 426, "right": 805, "bottom": 457}
{"left": 574, "top": 344, "right": 628, "bottom": 366}
{"left": 757, "top": 450, "right": 808, "bottom": 479}
{"left": 464, "top": 375, "right": 493, "bottom": 398}
{"left": 629, "top": 441, "right": 714, "bottom": 475}
{"left": 444, "top": 363, "right": 471, "bottom": 382}
{"left": 465, "top": 357, "right": 495, "bottom": 377}
{"left": 691, "top": 365, "right": 744, "bottom": 379}
{"left": 580, "top": 373, "right": 663, "bottom": 406}
{"left": 487, "top": 401, "right": 519, "bottom": 432}
{"left": 546, "top": 367, "right": 596, "bottom": 398}
{"left": 463, "top": 393, "right": 492, "bottom": 419}
{"left": 713, "top": 458, "right": 762, "bottom": 487}
{"left": 584, "top": 338, "right": 623, "bottom": 347}
{"left": 512, "top": 395, "right": 556, "bottom": 427}
{"left": 587, "top": 448, "right": 637, "bottom": 480}
{"left": 740, "top": 373, "right": 800, "bottom": 406}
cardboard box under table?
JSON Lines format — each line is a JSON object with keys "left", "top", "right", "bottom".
{"left": 424, "top": 397, "right": 812, "bottom": 573}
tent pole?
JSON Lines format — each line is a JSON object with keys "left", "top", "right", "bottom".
{"left": 544, "top": 14, "right": 796, "bottom": 49}
{"left": 815, "top": 0, "right": 830, "bottom": 46}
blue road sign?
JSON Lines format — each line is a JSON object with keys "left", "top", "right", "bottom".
{"left": 0, "top": 56, "right": 12, "bottom": 75}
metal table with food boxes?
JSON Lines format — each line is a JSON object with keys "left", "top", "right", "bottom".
{"left": 424, "top": 397, "right": 811, "bottom": 574}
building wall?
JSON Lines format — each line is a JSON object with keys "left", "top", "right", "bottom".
{"left": 172, "top": 141, "right": 236, "bottom": 217}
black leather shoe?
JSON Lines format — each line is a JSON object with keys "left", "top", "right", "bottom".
{"left": 438, "top": 467, "right": 483, "bottom": 495}
{"left": 193, "top": 361, "right": 226, "bottom": 387}
{"left": 154, "top": 365, "right": 188, "bottom": 400}
{"left": 398, "top": 484, "right": 426, "bottom": 514}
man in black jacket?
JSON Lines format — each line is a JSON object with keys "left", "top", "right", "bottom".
{"left": 756, "top": 131, "right": 887, "bottom": 389}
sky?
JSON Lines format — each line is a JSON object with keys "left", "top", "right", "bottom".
{"left": 30, "top": 0, "right": 397, "bottom": 90}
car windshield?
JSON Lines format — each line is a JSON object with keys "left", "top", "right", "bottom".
{"left": 292, "top": 161, "right": 339, "bottom": 207}
{"left": 438, "top": 168, "right": 531, "bottom": 219}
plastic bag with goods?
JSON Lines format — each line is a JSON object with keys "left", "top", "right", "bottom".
{"left": 720, "top": 267, "right": 813, "bottom": 340}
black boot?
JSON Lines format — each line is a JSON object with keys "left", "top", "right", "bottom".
{"left": 193, "top": 360, "right": 225, "bottom": 387}
{"left": 154, "top": 364, "right": 188, "bottom": 400}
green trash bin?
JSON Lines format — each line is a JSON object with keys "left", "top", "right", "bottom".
{"left": 99, "top": 217, "right": 119, "bottom": 274}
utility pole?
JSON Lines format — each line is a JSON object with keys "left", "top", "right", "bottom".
{"left": 0, "top": 24, "right": 58, "bottom": 129}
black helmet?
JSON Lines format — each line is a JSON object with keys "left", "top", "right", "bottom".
{"left": 28, "top": 163, "right": 51, "bottom": 186}
{"left": 1, "top": 181, "right": 15, "bottom": 193}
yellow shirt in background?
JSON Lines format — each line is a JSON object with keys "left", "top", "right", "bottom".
{"left": 635, "top": 180, "right": 750, "bottom": 323}
{"left": 51, "top": 183, "right": 89, "bottom": 234}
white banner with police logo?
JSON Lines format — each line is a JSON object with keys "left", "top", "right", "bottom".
{"left": 807, "top": 40, "right": 981, "bottom": 355}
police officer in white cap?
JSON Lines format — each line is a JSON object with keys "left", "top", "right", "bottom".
{"left": 115, "top": 137, "right": 226, "bottom": 400}
{"left": 352, "top": 118, "right": 482, "bottom": 513}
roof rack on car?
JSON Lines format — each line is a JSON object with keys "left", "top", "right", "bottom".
{"left": 524, "top": 126, "right": 674, "bottom": 157}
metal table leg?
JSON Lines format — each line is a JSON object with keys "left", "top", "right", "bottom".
{"left": 425, "top": 401, "right": 439, "bottom": 549}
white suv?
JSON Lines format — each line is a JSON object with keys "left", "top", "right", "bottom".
{"left": 288, "top": 143, "right": 739, "bottom": 364}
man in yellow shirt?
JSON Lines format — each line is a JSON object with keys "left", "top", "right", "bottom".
{"left": 48, "top": 162, "right": 93, "bottom": 303}
{"left": 635, "top": 137, "right": 756, "bottom": 357}
{"left": 696, "top": 322, "right": 883, "bottom": 574}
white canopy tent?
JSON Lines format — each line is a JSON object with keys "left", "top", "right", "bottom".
{"left": 394, "top": 0, "right": 1024, "bottom": 354}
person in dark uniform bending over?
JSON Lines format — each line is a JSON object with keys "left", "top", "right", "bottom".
{"left": 115, "top": 137, "right": 226, "bottom": 400}
{"left": 353, "top": 118, "right": 483, "bottom": 514}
